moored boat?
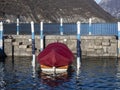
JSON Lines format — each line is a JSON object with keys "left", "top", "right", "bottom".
{"left": 37, "top": 42, "right": 74, "bottom": 74}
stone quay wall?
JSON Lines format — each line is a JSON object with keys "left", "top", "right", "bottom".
{"left": 81, "top": 36, "right": 117, "bottom": 57}
{"left": 3, "top": 35, "right": 118, "bottom": 57}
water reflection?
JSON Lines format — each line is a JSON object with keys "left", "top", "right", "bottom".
{"left": 76, "top": 57, "right": 118, "bottom": 90}
{"left": 4, "top": 57, "right": 39, "bottom": 89}
{"left": 116, "top": 59, "right": 120, "bottom": 89}
{"left": 32, "top": 55, "right": 36, "bottom": 78}
{"left": 0, "top": 60, "right": 6, "bottom": 90}
{"left": 39, "top": 73, "right": 69, "bottom": 87}
{"left": 38, "top": 66, "right": 74, "bottom": 87}
{"left": 1, "top": 57, "right": 120, "bottom": 90}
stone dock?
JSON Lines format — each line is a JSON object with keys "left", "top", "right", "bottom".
{"left": 3, "top": 35, "right": 118, "bottom": 57}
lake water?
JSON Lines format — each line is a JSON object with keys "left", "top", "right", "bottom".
{"left": 3, "top": 23, "right": 117, "bottom": 36}
{"left": 0, "top": 57, "right": 120, "bottom": 90}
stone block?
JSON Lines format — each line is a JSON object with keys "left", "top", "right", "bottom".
{"left": 102, "top": 54, "right": 110, "bottom": 57}
{"left": 103, "top": 36, "right": 116, "bottom": 40}
{"left": 108, "top": 53, "right": 117, "bottom": 57}
{"left": 88, "top": 45, "right": 94, "bottom": 49}
{"left": 14, "top": 49, "right": 32, "bottom": 56}
{"left": 95, "top": 39, "right": 102, "bottom": 46}
{"left": 94, "top": 46, "right": 102, "bottom": 49}
{"left": 45, "top": 35, "right": 60, "bottom": 39}
{"left": 81, "top": 44, "right": 85, "bottom": 50}
{"left": 107, "top": 47, "right": 117, "bottom": 54}
{"left": 81, "top": 51, "right": 87, "bottom": 56}
{"left": 103, "top": 47, "right": 107, "bottom": 53}
{"left": 4, "top": 39, "right": 12, "bottom": 42}
{"left": 110, "top": 40, "right": 117, "bottom": 43}
{"left": 59, "top": 40, "right": 67, "bottom": 44}
{"left": 23, "top": 39, "right": 31, "bottom": 45}
{"left": 87, "top": 49, "right": 95, "bottom": 52}
{"left": 117, "top": 54, "right": 120, "bottom": 57}
{"left": 26, "top": 48, "right": 32, "bottom": 52}
{"left": 97, "top": 54, "right": 104, "bottom": 57}
{"left": 45, "top": 40, "right": 58, "bottom": 46}
{"left": 69, "top": 35, "right": 76, "bottom": 39}
{"left": 102, "top": 42, "right": 110, "bottom": 46}
{"left": 19, "top": 45, "right": 27, "bottom": 49}
{"left": 103, "top": 39, "right": 110, "bottom": 42}
{"left": 12, "top": 42, "right": 23, "bottom": 45}
{"left": 14, "top": 45, "right": 19, "bottom": 51}
{"left": 59, "top": 36, "right": 70, "bottom": 40}
{"left": 96, "top": 36, "right": 103, "bottom": 40}
{"left": 12, "top": 35, "right": 31, "bottom": 39}
{"left": 86, "top": 51, "right": 96, "bottom": 56}
{"left": 111, "top": 43, "right": 117, "bottom": 47}
{"left": 118, "top": 42, "right": 120, "bottom": 48}
{"left": 35, "top": 36, "right": 41, "bottom": 39}
{"left": 35, "top": 39, "right": 40, "bottom": 49}
{"left": 86, "top": 53, "right": 98, "bottom": 57}
{"left": 67, "top": 40, "right": 77, "bottom": 53}
{"left": 4, "top": 42, "right": 12, "bottom": 56}
{"left": 96, "top": 49, "right": 103, "bottom": 54}
{"left": 81, "top": 36, "right": 97, "bottom": 40}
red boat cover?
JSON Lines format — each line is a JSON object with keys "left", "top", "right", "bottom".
{"left": 37, "top": 42, "right": 74, "bottom": 67}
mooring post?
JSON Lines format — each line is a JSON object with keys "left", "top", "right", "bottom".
{"left": 0, "top": 22, "right": 3, "bottom": 50}
{"left": 31, "top": 21, "right": 35, "bottom": 65}
{"left": 31, "top": 21, "right": 35, "bottom": 77}
{"left": 53, "top": 66, "right": 56, "bottom": 76}
{"left": 89, "top": 18, "right": 92, "bottom": 35}
{"left": 77, "top": 21, "right": 81, "bottom": 70}
{"left": 16, "top": 18, "right": 19, "bottom": 35}
{"left": 60, "top": 18, "right": 63, "bottom": 35}
{"left": 118, "top": 22, "right": 120, "bottom": 57}
{"left": 40, "top": 21, "right": 44, "bottom": 51}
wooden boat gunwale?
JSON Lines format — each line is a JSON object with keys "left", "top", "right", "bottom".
{"left": 40, "top": 64, "right": 68, "bottom": 74}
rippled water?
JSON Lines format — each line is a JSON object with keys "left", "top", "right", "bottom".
{"left": 0, "top": 57, "right": 120, "bottom": 90}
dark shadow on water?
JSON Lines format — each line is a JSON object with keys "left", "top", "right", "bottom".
{"left": 0, "top": 49, "right": 7, "bottom": 62}
{"left": 81, "top": 56, "right": 118, "bottom": 60}
{"left": 77, "top": 40, "right": 81, "bottom": 58}
{"left": 12, "top": 44, "right": 14, "bottom": 64}
{"left": 37, "top": 66, "right": 74, "bottom": 87}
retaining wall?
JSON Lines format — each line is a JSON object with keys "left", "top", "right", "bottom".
{"left": 81, "top": 36, "right": 117, "bottom": 57}
{"left": 3, "top": 35, "right": 118, "bottom": 57}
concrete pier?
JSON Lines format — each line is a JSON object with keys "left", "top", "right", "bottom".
{"left": 3, "top": 35, "right": 117, "bottom": 57}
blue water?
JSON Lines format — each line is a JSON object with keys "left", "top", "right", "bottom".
{"left": 3, "top": 23, "right": 77, "bottom": 35}
{"left": 0, "top": 57, "right": 120, "bottom": 90}
{"left": 3, "top": 23, "right": 118, "bottom": 36}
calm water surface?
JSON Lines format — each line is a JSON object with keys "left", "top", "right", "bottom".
{"left": 0, "top": 57, "right": 120, "bottom": 90}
